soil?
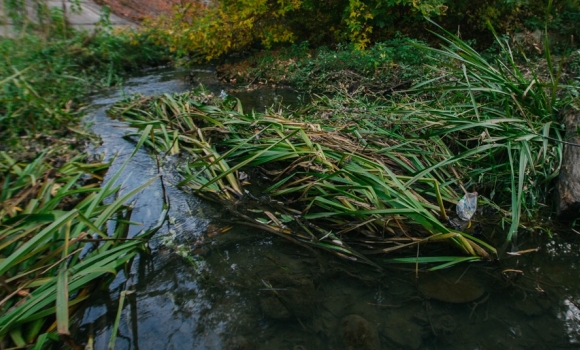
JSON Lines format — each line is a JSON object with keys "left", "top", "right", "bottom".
{"left": 94, "top": 0, "right": 188, "bottom": 22}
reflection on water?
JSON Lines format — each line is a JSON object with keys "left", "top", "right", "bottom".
{"left": 76, "top": 68, "right": 580, "bottom": 349}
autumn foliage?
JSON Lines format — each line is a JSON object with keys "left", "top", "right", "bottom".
{"left": 144, "top": 0, "right": 300, "bottom": 61}
{"left": 143, "top": 0, "right": 580, "bottom": 62}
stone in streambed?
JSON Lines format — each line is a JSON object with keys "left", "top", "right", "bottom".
{"left": 259, "top": 272, "right": 315, "bottom": 320}
{"left": 339, "top": 314, "right": 380, "bottom": 350}
{"left": 511, "top": 297, "right": 546, "bottom": 317}
{"left": 225, "top": 335, "right": 253, "bottom": 350}
{"left": 418, "top": 271, "right": 485, "bottom": 304}
{"left": 384, "top": 316, "right": 425, "bottom": 350}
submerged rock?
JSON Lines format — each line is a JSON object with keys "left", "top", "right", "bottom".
{"left": 418, "top": 271, "right": 485, "bottom": 304}
{"left": 384, "top": 316, "right": 424, "bottom": 350}
{"left": 556, "top": 110, "right": 580, "bottom": 218}
{"left": 339, "top": 314, "right": 380, "bottom": 350}
{"left": 225, "top": 335, "right": 253, "bottom": 350}
{"left": 511, "top": 297, "right": 546, "bottom": 317}
{"left": 432, "top": 314, "right": 457, "bottom": 334}
{"left": 413, "top": 312, "right": 457, "bottom": 337}
{"left": 260, "top": 295, "right": 291, "bottom": 319}
{"left": 259, "top": 272, "right": 315, "bottom": 320}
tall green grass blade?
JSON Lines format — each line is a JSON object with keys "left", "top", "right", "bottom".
{"left": 108, "top": 290, "right": 133, "bottom": 350}
{"left": 56, "top": 265, "right": 69, "bottom": 336}
{"left": 0, "top": 210, "right": 78, "bottom": 277}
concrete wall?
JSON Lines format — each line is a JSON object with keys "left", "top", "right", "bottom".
{"left": 0, "top": 0, "right": 134, "bottom": 36}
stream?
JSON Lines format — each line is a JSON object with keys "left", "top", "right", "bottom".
{"left": 77, "top": 67, "right": 580, "bottom": 349}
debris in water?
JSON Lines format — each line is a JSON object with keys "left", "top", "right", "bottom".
{"left": 456, "top": 192, "right": 478, "bottom": 221}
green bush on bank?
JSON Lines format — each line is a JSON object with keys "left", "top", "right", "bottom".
{"left": 146, "top": 0, "right": 580, "bottom": 63}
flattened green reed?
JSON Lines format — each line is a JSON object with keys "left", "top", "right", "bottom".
{"left": 109, "top": 27, "right": 572, "bottom": 270}
{"left": 0, "top": 132, "right": 165, "bottom": 348}
{"left": 109, "top": 90, "right": 496, "bottom": 270}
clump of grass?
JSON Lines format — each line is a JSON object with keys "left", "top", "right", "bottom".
{"left": 394, "top": 20, "right": 569, "bottom": 241}
{"left": 109, "top": 90, "right": 497, "bottom": 270}
{"left": 0, "top": 134, "right": 165, "bottom": 348}
{"left": 110, "top": 22, "right": 574, "bottom": 270}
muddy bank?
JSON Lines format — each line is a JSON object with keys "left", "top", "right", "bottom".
{"left": 94, "top": 0, "right": 182, "bottom": 22}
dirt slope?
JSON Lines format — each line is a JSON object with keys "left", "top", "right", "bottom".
{"left": 94, "top": 0, "right": 188, "bottom": 22}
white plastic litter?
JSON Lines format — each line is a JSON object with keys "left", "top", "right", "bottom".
{"left": 456, "top": 192, "right": 478, "bottom": 221}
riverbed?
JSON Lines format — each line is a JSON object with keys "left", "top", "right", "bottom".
{"left": 77, "top": 67, "right": 580, "bottom": 349}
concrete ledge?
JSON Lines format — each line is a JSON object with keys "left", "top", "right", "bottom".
{"left": 0, "top": 0, "right": 135, "bottom": 37}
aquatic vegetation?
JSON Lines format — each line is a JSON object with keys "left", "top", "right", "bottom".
{"left": 109, "top": 90, "right": 496, "bottom": 269}
{"left": 0, "top": 135, "right": 165, "bottom": 348}
{"left": 396, "top": 21, "right": 569, "bottom": 241}
{"left": 110, "top": 27, "right": 574, "bottom": 269}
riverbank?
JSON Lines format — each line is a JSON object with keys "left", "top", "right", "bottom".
{"left": 215, "top": 36, "right": 580, "bottom": 96}
{"left": 215, "top": 38, "right": 431, "bottom": 95}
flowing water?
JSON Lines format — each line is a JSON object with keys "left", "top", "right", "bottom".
{"left": 77, "top": 67, "right": 580, "bottom": 350}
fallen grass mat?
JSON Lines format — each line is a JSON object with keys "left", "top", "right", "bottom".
{"left": 401, "top": 21, "right": 567, "bottom": 242}
{"left": 0, "top": 132, "right": 166, "bottom": 348}
{"left": 109, "top": 91, "right": 497, "bottom": 269}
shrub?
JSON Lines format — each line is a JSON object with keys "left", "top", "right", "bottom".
{"left": 145, "top": 0, "right": 580, "bottom": 61}
{"left": 0, "top": 25, "right": 168, "bottom": 144}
